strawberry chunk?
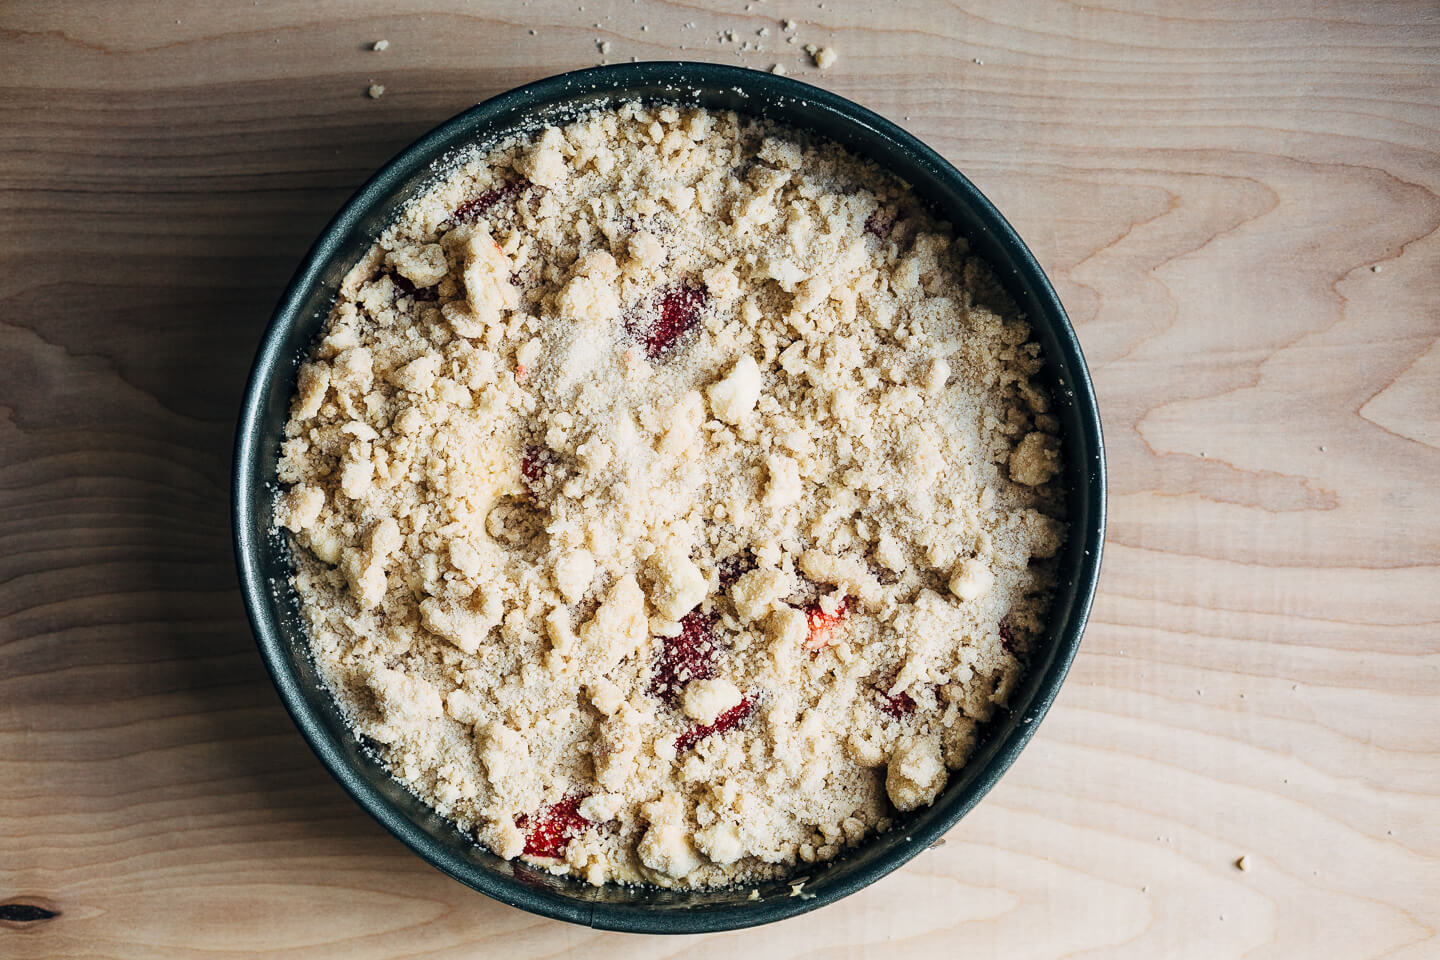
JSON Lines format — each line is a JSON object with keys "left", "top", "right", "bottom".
{"left": 873, "top": 670, "right": 919, "bottom": 718}
{"left": 864, "top": 209, "right": 895, "bottom": 239}
{"left": 649, "top": 609, "right": 717, "bottom": 707}
{"left": 382, "top": 269, "right": 439, "bottom": 302}
{"left": 630, "top": 282, "right": 706, "bottom": 359}
{"left": 520, "top": 444, "right": 555, "bottom": 501}
{"left": 675, "top": 695, "right": 753, "bottom": 752}
{"left": 450, "top": 177, "right": 530, "bottom": 225}
{"left": 999, "top": 618, "right": 1021, "bottom": 657}
{"left": 515, "top": 795, "right": 590, "bottom": 859}
{"left": 804, "top": 598, "right": 848, "bottom": 651}
{"left": 876, "top": 685, "right": 916, "bottom": 718}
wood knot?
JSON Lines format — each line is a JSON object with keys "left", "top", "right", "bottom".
{"left": 0, "top": 900, "right": 60, "bottom": 925}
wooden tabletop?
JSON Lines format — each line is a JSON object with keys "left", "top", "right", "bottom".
{"left": 3, "top": 1, "right": 1437, "bottom": 957}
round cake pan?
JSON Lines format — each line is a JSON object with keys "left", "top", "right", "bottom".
{"left": 232, "top": 61, "right": 1106, "bottom": 934}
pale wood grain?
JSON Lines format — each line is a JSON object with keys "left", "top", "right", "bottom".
{"left": 2, "top": 1, "right": 1437, "bottom": 957}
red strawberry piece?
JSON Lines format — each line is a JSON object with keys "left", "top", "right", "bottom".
{"left": 873, "top": 670, "right": 918, "bottom": 718}
{"left": 630, "top": 282, "right": 707, "bottom": 359}
{"left": 675, "top": 695, "right": 753, "bottom": 752}
{"left": 514, "top": 795, "right": 590, "bottom": 859}
{"left": 450, "top": 177, "right": 531, "bottom": 225}
{"left": 804, "top": 598, "right": 849, "bottom": 651}
{"left": 717, "top": 550, "right": 756, "bottom": 589}
{"left": 385, "top": 269, "right": 439, "bottom": 302}
{"left": 864, "top": 209, "right": 895, "bottom": 239}
{"left": 649, "top": 609, "right": 717, "bottom": 707}
{"left": 999, "top": 618, "right": 1021, "bottom": 657}
{"left": 521, "top": 445, "right": 556, "bottom": 502}
{"left": 876, "top": 685, "right": 916, "bottom": 718}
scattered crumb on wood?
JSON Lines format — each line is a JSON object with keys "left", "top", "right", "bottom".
{"left": 371, "top": 39, "right": 389, "bottom": 52}
{"left": 367, "top": 84, "right": 385, "bottom": 99}
{"left": 807, "top": 44, "right": 837, "bottom": 69}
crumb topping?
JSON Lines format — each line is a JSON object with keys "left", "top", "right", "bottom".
{"left": 275, "top": 104, "right": 1065, "bottom": 888}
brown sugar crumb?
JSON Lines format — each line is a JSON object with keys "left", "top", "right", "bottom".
{"left": 275, "top": 104, "right": 1066, "bottom": 889}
